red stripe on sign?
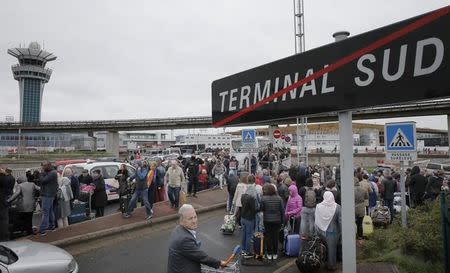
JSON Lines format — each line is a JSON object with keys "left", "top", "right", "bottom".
{"left": 213, "top": 6, "right": 450, "bottom": 128}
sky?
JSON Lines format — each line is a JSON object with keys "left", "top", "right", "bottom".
{"left": 0, "top": 0, "right": 448, "bottom": 132}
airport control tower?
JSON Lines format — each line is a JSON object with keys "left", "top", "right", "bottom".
{"left": 8, "top": 42, "right": 56, "bottom": 123}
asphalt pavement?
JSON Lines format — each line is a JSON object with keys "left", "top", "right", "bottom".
{"left": 75, "top": 210, "right": 294, "bottom": 273}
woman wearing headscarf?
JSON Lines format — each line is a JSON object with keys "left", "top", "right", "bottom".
{"left": 56, "top": 177, "right": 73, "bottom": 228}
{"left": 115, "top": 164, "right": 129, "bottom": 213}
{"left": 240, "top": 176, "right": 258, "bottom": 257}
{"left": 315, "top": 191, "right": 341, "bottom": 271}
{"left": 284, "top": 184, "right": 302, "bottom": 234}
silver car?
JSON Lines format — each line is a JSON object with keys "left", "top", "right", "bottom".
{"left": 0, "top": 241, "right": 78, "bottom": 273}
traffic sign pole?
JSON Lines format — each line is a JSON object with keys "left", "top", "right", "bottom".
{"left": 400, "top": 161, "right": 408, "bottom": 228}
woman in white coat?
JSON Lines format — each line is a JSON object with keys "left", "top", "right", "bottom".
{"left": 56, "top": 177, "right": 74, "bottom": 228}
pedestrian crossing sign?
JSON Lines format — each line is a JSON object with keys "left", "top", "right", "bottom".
{"left": 385, "top": 122, "right": 417, "bottom": 161}
{"left": 242, "top": 129, "right": 256, "bottom": 145}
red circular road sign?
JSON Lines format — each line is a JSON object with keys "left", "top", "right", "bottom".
{"left": 273, "top": 129, "right": 281, "bottom": 139}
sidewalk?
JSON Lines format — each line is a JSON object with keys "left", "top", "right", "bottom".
{"left": 24, "top": 188, "right": 228, "bottom": 247}
{"left": 278, "top": 260, "right": 399, "bottom": 273}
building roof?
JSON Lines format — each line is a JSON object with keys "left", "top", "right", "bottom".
{"left": 8, "top": 42, "right": 57, "bottom": 62}
{"left": 230, "top": 122, "right": 447, "bottom": 135}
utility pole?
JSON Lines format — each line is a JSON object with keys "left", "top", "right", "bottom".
{"left": 293, "top": 0, "right": 308, "bottom": 166}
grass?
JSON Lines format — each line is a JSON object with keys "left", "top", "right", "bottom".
{"left": 357, "top": 200, "right": 445, "bottom": 273}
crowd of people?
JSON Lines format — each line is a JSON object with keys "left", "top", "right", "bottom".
{"left": 1, "top": 149, "right": 449, "bottom": 272}
{"left": 225, "top": 161, "right": 449, "bottom": 271}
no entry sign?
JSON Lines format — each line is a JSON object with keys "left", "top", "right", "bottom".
{"left": 212, "top": 6, "right": 450, "bottom": 127}
{"left": 273, "top": 129, "right": 281, "bottom": 139}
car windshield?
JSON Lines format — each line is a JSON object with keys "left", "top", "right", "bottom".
{"left": 70, "top": 166, "right": 85, "bottom": 177}
{"left": 427, "top": 163, "right": 442, "bottom": 170}
{"left": 0, "top": 245, "right": 18, "bottom": 265}
{"left": 443, "top": 165, "right": 450, "bottom": 172}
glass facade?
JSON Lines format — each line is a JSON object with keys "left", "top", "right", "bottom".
{"left": 22, "top": 78, "right": 41, "bottom": 123}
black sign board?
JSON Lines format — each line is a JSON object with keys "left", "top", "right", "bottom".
{"left": 211, "top": 6, "right": 450, "bottom": 127}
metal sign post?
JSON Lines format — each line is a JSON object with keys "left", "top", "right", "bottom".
{"left": 400, "top": 161, "right": 408, "bottom": 227}
{"left": 385, "top": 122, "right": 417, "bottom": 228}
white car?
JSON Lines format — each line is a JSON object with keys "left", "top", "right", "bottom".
{"left": 0, "top": 241, "right": 78, "bottom": 273}
{"left": 63, "top": 162, "right": 136, "bottom": 201}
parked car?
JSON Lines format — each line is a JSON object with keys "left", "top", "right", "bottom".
{"left": 0, "top": 241, "right": 78, "bottom": 273}
{"left": 63, "top": 162, "right": 136, "bottom": 201}
{"left": 425, "top": 162, "right": 450, "bottom": 176}
{"left": 53, "top": 159, "right": 90, "bottom": 175}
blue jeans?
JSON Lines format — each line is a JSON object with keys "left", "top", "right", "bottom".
{"left": 241, "top": 218, "right": 255, "bottom": 254}
{"left": 127, "top": 188, "right": 152, "bottom": 216}
{"left": 168, "top": 186, "right": 181, "bottom": 208}
{"left": 40, "top": 196, "right": 55, "bottom": 233}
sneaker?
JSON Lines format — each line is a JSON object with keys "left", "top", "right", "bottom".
{"left": 267, "top": 254, "right": 273, "bottom": 260}
{"left": 123, "top": 213, "right": 131, "bottom": 218}
{"left": 39, "top": 232, "right": 47, "bottom": 236}
{"left": 243, "top": 252, "right": 253, "bottom": 259}
{"left": 146, "top": 214, "right": 153, "bottom": 220}
{"left": 273, "top": 254, "right": 278, "bottom": 260}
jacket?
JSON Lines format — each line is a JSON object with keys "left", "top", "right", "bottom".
{"left": 3, "top": 174, "right": 15, "bottom": 197}
{"left": 92, "top": 176, "right": 108, "bottom": 208}
{"left": 261, "top": 195, "right": 284, "bottom": 224}
{"left": 381, "top": 177, "right": 396, "bottom": 201}
{"left": 241, "top": 193, "right": 256, "bottom": 220}
{"left": 115, "top": 169, "right": 129, "bottom": 195}
{"left": 409, "top": 167, "right": 427, "bottom": 196}
{"left": 131, "top": 167, "right": 149, "bottom": 191}
{"left": 165, "top": 166, "right": 185, "bottom": 188}
{"left": 232, "top": 183, "right": 247, "bottom": 208}
{"left": 425, "top": 175, "right": 443, "bottom": 195}
{"left": 69, "top": 175, "right": 80, "bottom": 200}
{"left": 167, "top": 225, "right": 221, "bottom": 273}
{"left": 285, "top": 185, "right": 302, "bottom": 219}
{"left": 39, "top": 170, "right": 58, "bottom": 198}
{"left": 8, "top": 182, "right": 40, "bottom": 212}
{"left": 354, "top": 184, "right": 368, "bottom": 217}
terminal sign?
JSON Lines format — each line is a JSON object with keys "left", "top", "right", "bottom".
{"left": 212, "top": 6, "right": 450, "bottom": 127}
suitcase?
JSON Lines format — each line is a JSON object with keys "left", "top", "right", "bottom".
{"left": 69, "top": 201, "right": 88, "bottom": 225}
{"left": 208, "top": 177, "right": 219, "bottom": 188}
{"left": 371, "top": 203, "right": 391, "bottom": 226}
{"left": 253, "top": 232, "right": 265, "bottom": 258}
{"left": 284, "top": 218, "right": 301, "bottom": 257}
{"left": 362, "top": 215, "right": 374, "bottom": 237}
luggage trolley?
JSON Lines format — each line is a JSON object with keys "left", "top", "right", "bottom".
{"left": 78, "top": 188, "right": 94, "bottom": 219}
{"left": 201, "top": 246, "right": 241, "bottom": 273}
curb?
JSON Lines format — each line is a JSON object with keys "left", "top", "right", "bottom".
{"left": 51, "top": 202, "right": 227, "bottom": 248}
{"left": 272, "top": 259, "right": 296, "bottom": 273}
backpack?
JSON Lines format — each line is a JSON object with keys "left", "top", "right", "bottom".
{"left": 304, "top": 187, "right": 317, "bottom": 208}
{"left": 296, "top": 236, "right": 327, "bottom": 273}
{"left": 298, "top": 166, "right": 307, "bottom": 177}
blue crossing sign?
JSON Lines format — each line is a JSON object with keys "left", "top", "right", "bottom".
{"left": 242, "top": 129, "right": 256, "bottom": 145}
{"left": 385, "top": 122, "right": 417, "bottom": 161}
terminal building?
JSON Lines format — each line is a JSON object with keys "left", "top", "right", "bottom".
{"left": 175, "top": 134, "right": 232, "bottom": 149}
{"left": 232, "top": 122, "right": 448, "bottom": 151}
{"left": 8, "top": 42, "right": 57, "bottom": 123}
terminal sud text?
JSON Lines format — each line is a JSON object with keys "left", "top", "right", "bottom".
{"left": 211, "top": 6, "right": 450, "bottom": 127}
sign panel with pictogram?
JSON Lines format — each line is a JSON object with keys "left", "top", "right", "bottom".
{"left": 385, "top": 122, "right": 417, "bottom": 161}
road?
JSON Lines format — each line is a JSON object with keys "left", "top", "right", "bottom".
{"left": 74, "top": 209, "right": 293, "bottom": 273}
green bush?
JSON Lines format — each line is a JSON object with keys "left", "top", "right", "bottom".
{"left": 399, "top": 201, "right": 443, "bottom": 262}
{"left": 358, "top": 198, "right": 444, "bottom": 270}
